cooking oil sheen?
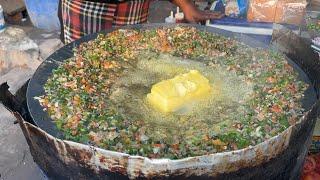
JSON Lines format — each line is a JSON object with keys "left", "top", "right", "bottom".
{"left": 109, "top": 52, "right": 253, "bottom": 141}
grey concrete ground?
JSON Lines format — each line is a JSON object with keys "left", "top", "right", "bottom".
{"left": 0, "top": 27, "right": 62, "bottom": 180}
{"left": 0, "top": 104, "right": 47, "bottom": 180}
{"left": 0, "top": 1, "right": 173, "bottom": 179}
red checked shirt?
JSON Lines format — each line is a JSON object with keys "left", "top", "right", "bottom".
{"left": 58, "top": 0, "right": 151, "bottom": 43}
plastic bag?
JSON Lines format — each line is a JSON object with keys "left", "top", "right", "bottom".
{"left": 225, "top": 0, "right": 240, "bottom": 17}
{"left": 237, "top": 0, "right": 249, "bottom": 17}
{"left": 247, "top": 0, "right": 307, "bottom": 25}
{"left": 274, "top": 0, "right": 307, "bottom": 25}
{"left": 247, "top": 0, "right": 278, "bottom": 22}
{"left": 225, "top": 0, "right": 248, "bottom": 18}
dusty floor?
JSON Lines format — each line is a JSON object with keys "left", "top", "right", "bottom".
{"left": 0, "top": 1, "right": 175, "bottom": 180}
{"left": 0, "top": 104, "right": 47, "bottom": 180}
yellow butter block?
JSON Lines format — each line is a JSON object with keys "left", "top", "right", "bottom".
{"left": 147, "top": 70, "right": 211, "bottom": 112}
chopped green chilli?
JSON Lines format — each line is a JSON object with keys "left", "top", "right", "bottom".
{"left": 38, "top": 27, "right": 308, "bottom": 159}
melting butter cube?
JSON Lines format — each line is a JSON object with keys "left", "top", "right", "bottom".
{"left": 147, "top": 70, "right": 211, "bottom": 112}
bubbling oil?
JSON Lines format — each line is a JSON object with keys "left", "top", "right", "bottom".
{"left": 109, "top": 52, "right": 253, "bottom": 142}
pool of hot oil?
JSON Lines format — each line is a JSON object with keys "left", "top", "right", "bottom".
{"left": 109, "top": 53, "right": 253, "bottom": 142}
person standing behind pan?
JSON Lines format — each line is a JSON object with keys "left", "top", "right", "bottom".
{"left": 58, "top": 0, "right": 224, "bottom": 43}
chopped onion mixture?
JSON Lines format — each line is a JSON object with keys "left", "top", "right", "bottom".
{"left": 38, "top": 27, "right": 308, "bottom": 159}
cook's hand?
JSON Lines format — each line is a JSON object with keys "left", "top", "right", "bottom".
{"left": 184, "top": 8, "right": 224, "bottom": 23}
{"left": 171, "top": 0, "right": 224, "bottom": 23}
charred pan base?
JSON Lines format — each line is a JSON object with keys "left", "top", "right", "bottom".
{"left": 20, "top": 24, "right": 320, "bottom": 179}
{"left": 15, "top": 101, "right": 319, "bottom": 180}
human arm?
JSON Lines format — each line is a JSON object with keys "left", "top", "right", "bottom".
{"left": 171, "top": 0, "right": 224, "bottom": 23}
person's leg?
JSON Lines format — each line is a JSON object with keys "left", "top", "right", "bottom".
{"left": 57, "top": 0, "right": 64, "bottom": 43}
{"left": 113, "top": 0, "right": 151, "bottom": 26}
{"left": 60, "top": 0, "right": 151, "bottom": 43}
{"left": 61, "top": 0, "right": 116, "bottom": 43}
